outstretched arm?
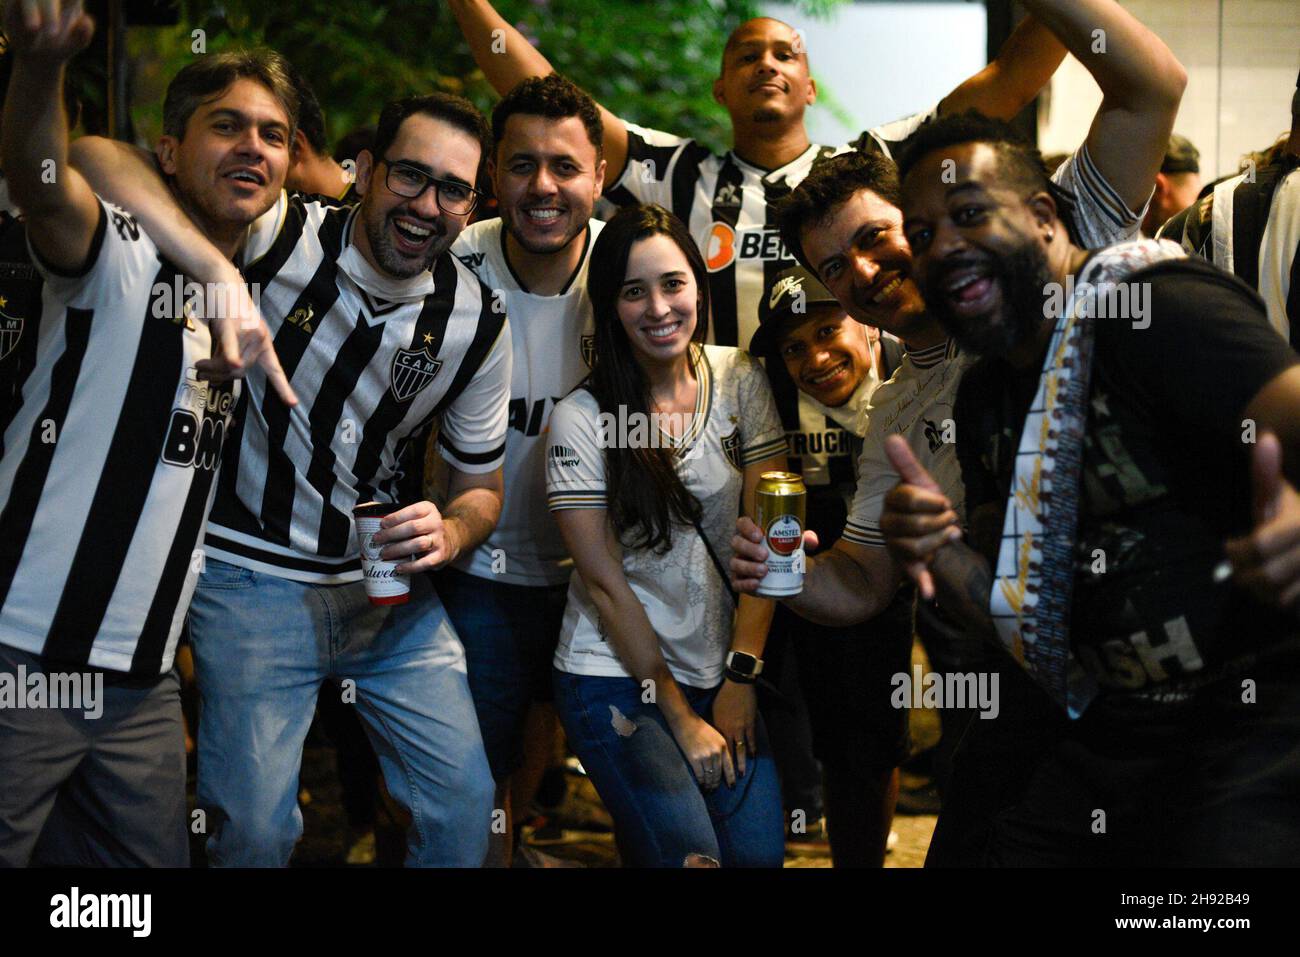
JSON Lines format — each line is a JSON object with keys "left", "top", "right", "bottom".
{"left": 446, "top": 0, "right": 630, "bottom": 183}
{"left": 1, "top": 0, "right": 99, "bottom": 272}
{"left": 939, "top": 14, "right": 1066, "bottom": 122}
{"left": 1020, "top": 0, "right": 1186, "bottom": 215}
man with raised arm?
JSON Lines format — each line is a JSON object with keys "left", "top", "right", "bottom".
{"left": 0, "top": 0, "right": 296, "bottom": 866}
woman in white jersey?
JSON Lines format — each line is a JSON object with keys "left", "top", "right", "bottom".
{"left": 545, "top": 204, "right": 789, "bottom": 866}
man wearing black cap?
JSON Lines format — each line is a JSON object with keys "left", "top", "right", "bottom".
{"left": 749, "top": 265, "right": 912, "bottom": 866}
{"left": 1140, "top": 134, "right": 1202, "bottom": 237}
{"left": 1160, "top": 69, "right": 1300, "bottom": 351}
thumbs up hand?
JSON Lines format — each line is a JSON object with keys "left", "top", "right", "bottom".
{"left": 880, "top": 435, "right": 962, "bottom": 600}
{"left": 1224, "top": 432, "right": 1300, "bottom": 617}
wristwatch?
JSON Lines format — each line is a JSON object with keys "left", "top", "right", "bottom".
{"left": 724, "top": 651, "right": 764, "bottom": 685}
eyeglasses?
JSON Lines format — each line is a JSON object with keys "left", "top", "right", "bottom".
{"left": 380, "top": 158, "right": 482, "bottom": 215}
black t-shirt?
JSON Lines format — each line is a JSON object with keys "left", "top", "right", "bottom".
{"left": 955, "top": 257, "right": 1300, "bottom": 696}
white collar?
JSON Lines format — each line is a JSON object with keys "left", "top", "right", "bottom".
{"left": 804, "top": 366, "right": 879, "bottom": 438}
{"left": 335, "top": 207, "right": 437, "bottom": 302}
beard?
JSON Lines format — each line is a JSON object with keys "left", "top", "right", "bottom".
{"left": 922, "top": 239, "right": 1054, "bottom": 358}
{"left": 363, "top": 205, "right": 449, "bottom": 279}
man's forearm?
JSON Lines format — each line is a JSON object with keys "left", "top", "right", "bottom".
{"left": 446, "top": 0, "right": 554, "bottom": 96}
{"left": 69, "top": 137, "right": 239, "bottom": 283}
{"left": 943, "top": 15, "right": 1066, "bottom": 121}
{"left": 2, "top": 58, "right": 73, "bottom": 211}
{"left": 929, "top": 542, "right": 995, "bottom": 639}
{"left": 443, "top": 487, "right": 502, "bottom": 559}
{"left": 784, "top": 547, "right": 891, "bottom": 628}
{"left": 1021, "top": 0, "right": 1185, "bottom": 108}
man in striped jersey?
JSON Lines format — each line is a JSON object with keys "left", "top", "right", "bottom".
{"left": 0, "top": 0, "right": 299, "bottom": 866}
{"left": 77, "top": 91, "right": 513, "bottom": 867}
{"left": 1158, "top": 69, "right": 1300, "bottom": 351}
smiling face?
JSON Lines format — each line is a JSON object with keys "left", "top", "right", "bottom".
{"left": 775, "top": 304, "right": 874, "bottom": 408}
{"left": 157, "top": 76, "right": 292, "bottom": 233}
{"left": 352, "top": 113, "right": 482, "bottom": 278}
{"left": 616, "top": 232, "right": 700, "bottom": 367}
{"left": 491, "top": 113, "right": 605, "bottom": 254}
{"left": 713, "top": 18, "right": 817, "bottom": 126}
{"left": 901, "top": 141, "right": 1058, "bottom": 357}
{"left": 800, "top": 187, "right": 929, "bottom": 342}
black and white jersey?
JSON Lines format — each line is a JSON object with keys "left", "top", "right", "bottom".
{"left": 0, "top": 211, "right": 44, "bottom": 459}
{"left": 0, "top": 199, "right": 239, "bottom": 675}
{"left": 204, "top": 194, "right": 512, "bottom": 584}
{"left": 1159, "top": 157, "right": 1300, "bottom": 349}
{"left": 601, "top": 108, "right": 936, "bottom": 489}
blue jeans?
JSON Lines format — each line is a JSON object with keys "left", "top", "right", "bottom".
{"left": 435, "top": 567, "right": 568, "bottom": 780}
{"left": 188, "top": 558, "right": 494, "bottom": 867}
{"left": 553, "top": 669, "right": 785, "bottom": 867}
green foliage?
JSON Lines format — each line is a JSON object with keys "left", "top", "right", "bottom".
{"left": 131, "top": 0, "right": 844, "bottom": 152}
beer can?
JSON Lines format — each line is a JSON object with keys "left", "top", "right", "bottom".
{"left": 754, "top": 471, "right": 806, "bottom": 597}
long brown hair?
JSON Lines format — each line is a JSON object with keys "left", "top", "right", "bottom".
{"left": 586, "top": 204, "right": 709, "bottom": 552}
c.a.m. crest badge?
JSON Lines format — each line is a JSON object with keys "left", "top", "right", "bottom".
{"left": 0, "top": 295, "right": 23, "bottom": 362}
{"left": 721, "top": 428, "right": 742, "bottom": 471}
{"left": 390, "top": 346, "right": 443, "bottom": 402}
{"left": 580, "top": 333, "right": 596, "bottom": 369}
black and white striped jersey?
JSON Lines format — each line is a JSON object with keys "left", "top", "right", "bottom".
{"left": 203, "top": 194, "right": 512, "bottom": 583}
{"left": 1158, "top": 157, "right": 1300, "bottom": 349}
{"left": 0, "top": 199, "right": 239, "bottom": 675}
{"left": 601, "top": 108, "right": 936, "bottom": 489}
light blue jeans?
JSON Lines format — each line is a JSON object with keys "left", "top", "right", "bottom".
{"left": 188, "top": 558, "right": 493, "bottom": 867}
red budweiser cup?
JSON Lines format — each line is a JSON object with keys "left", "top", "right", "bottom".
{"left": 352, "top": 502, "right": 410, "bottom": 606}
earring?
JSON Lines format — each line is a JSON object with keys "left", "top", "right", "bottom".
{"left": 1046, "top": 229, "right": 1055, "bottom": 242}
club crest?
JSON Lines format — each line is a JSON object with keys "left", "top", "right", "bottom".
{"left": 0, "top": 297, "right": 23, "bottom": 362}
{"left": 390, "top": 346, "right": 443, "bottom": 402}
{"left": 721, "top": 428, "right": 742, "bottom": 470}
{"left": 580, "top": 333, "right": 596, "bottom": 369}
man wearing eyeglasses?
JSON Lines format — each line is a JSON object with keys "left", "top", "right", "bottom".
{"left": 72, "top": 92, "right": 511, "bottom": 867}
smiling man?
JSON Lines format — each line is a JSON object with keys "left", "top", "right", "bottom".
{"left": 882, "top": 110, "right": 1300, "bottom": 865}
{"left": 437, "top": 73, "right": 606, "bottom": 865}
{"left": 0, "top": 1, "right": 295, "bottom": 866}
{"left": 73, "top": 92, "right": 513, "bottom": 867}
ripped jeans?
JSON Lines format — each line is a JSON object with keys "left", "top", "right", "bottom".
{"left": 553, "top": 669, "right": 785, "bottom": 867}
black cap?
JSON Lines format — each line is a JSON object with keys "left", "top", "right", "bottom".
{"left": 1160, "top": 134, "right": 1200, "bottom": 175}
{"left": 752, "top": 266, "right": 842, "bottom": 358}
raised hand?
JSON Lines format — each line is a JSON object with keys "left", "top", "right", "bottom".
{"left": 4, "top": 0, "right": 95, "bottom": 62}
{"left": 880, "top": 435, "right": 961, "bottom": 600}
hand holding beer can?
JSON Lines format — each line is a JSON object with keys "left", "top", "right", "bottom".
{"left": 754, "top": 471, "right": 806, "bottom": 597}
{"left": 353, "top": 501, "right": 411, "bottom": 606}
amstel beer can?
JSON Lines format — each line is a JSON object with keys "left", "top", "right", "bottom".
{"left": 755, "top": 471, "right": 806, "bottom": 597}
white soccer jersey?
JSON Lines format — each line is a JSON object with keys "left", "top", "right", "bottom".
{"left": 0, "top": 199, "right": 238, "bottom": 675}
{"left": 450, "top": 217, "right": 602, "bottom": 586}
{"left": 844, "top": 144, "right": 1147, "bottom": 547}
{"left": 602, "top": 108, "right": 937, "bottom": 491}
{"left": 204, "top": 194, "right": 512, "bottom": 584}
{"left": 546, "top": 344, "right": 786, "bottom": 688}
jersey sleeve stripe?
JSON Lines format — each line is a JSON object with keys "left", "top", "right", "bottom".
{"left": 740, "top": 435, "right": 790, "bottom": 465}
{"left": 841, "top": 521, "right": 885, "bottom": 547}
{"left": 546, "top": 491, "right": 607, "bottom": 511}
{"left": 437, "top": 432, "right": 505, "bottom": 465}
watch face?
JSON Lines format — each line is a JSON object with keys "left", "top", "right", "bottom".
{"left": 729, "top": 652, "right": 756, "bottom": 674}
